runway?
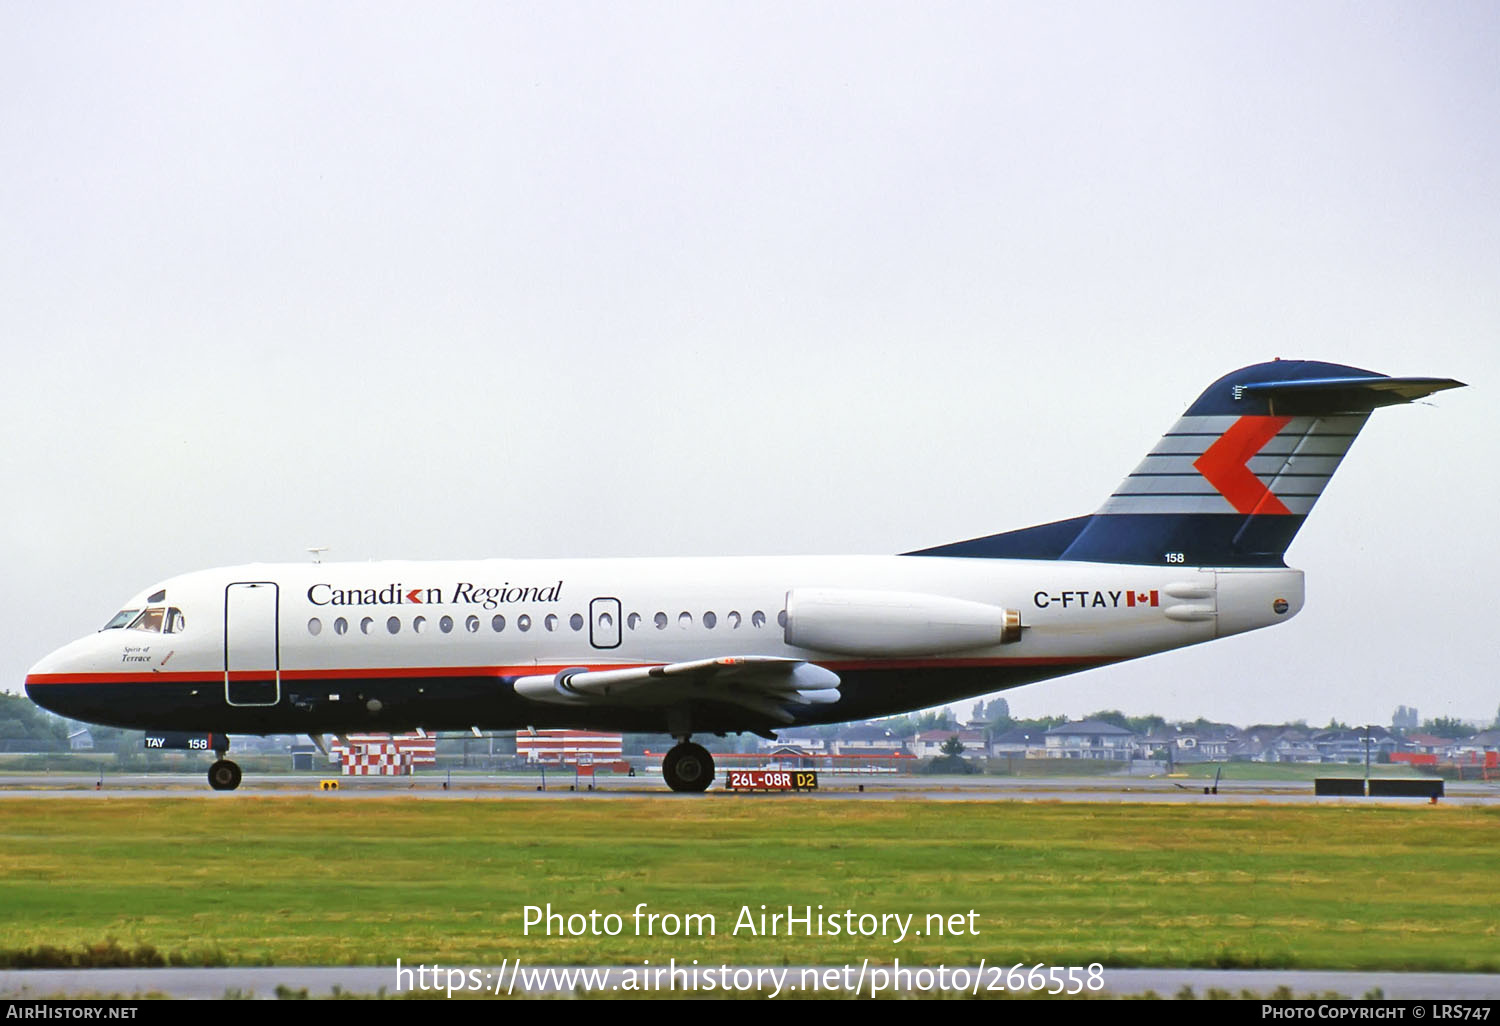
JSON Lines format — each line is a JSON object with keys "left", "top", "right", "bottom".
{"left": 0, "top": 771, "right": 1495, "bottom": 804}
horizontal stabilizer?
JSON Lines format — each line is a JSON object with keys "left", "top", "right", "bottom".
{"left": 1236, "top": 376, "right": 1464, "bottom": 414}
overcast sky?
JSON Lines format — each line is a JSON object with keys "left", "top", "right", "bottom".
{"left": 3, "top": 2, "right": 1495, "bottom": 730}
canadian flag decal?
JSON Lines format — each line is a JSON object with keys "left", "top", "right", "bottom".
{"left": 1126, "top": 590, "right": 1159, "bottom": 607}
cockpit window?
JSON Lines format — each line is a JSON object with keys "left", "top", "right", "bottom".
{"left": 122, "top": 606, "right": 185, "bottom": 633}
{"left": 130, "top": 608, "right": 167, "bottom": 632}
{"left": 102, "top": 609, "right": 140, "bottom": 630}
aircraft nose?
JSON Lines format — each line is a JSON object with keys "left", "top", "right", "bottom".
{"left": 23, "top": 677, "right": 58, "bottom": 715}
{"left": 24, "top": 673, "right": 70, "bottom": 720}
{"left": 24, "top": 637, "right": 93, "bottom": 718}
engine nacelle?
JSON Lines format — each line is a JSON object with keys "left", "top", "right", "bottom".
{"left": 513, "top": 667, "right": 594, "bottom": 704}
{"left": 783, "top": 588, "right": 1022, "bottom": 657}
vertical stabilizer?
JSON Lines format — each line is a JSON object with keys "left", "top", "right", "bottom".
{"left": 909, "top": 360, "right": 1464, "bottom": 566}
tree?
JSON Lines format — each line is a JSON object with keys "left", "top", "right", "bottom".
{"left": 1421, "top": 717, "right": 1473, "bottom": 740}
{"left": 922, "top": 733, "right": 978, "bottom": 775}
{"left": 1087, "top": 709, "right": 1132, "bottom": 730}
{"left": 917, "top": 709, "right": 958, "bottom": 732}
{"left": 880, "top": 707, "right": 959, "bottom": 737}
{"left": 984, "top": 701, "right": 1017, "bottom": 735}
{"left": 0, "top": 694, "right": 68, "bottom": 749}
{"left": 1126, "top": 714, "right": 1167, "bottom": 736}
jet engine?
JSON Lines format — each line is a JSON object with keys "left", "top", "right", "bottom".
{"left": 783, "top": 588, "right": 1022, "bottom": 657}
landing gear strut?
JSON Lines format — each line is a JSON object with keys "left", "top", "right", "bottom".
{"left": 208, "top": 758, "right": 242, "bottom": 791}
{"left": 662, "top": 741, "right": 714, "bottom": 793}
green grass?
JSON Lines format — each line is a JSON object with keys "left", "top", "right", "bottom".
{"left": 1, "top": 799, "right": 1496, "bottom": 971}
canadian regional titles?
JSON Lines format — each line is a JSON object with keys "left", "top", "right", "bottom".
{"left": 307, "top": 581, "right": 564, "bottom": 610}
{"left": 522, "top": 903, "right": 981, "bottom": 945}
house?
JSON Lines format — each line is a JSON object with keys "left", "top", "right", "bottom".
{"left": 771, "top": 730, "right": 829, "bottom": 755}
{"left": 764, "top": 744, "right": 818, "bottom": 769}
{"left": 1236, "top": 726, "right": 1320, "bottom": 764}
{"left": 1170, "top": 724, "right": 1239, "bottom": 763}
{"left": 1139, "top": 728, "right": 1178, "bottom": 760}
{"left": 1043, "top": 720, "right": 1138, "bottom": 760}
{"left": 831, "top": 724, "right": 907, "bottom": 758}
{"left": 1311, "top": 726, "right": 1398, "bottom": 764}
{"left": 1400, "top": 733, "right": 1460, "bottom": 761}
{"left": 911, "top": 729, "right": 987, "bottom": 759}
{"left": 1457, "top": 730, "right": 1500, "bottom": 766}
{"left": 989, "top": 727, "right": 1047, "bottom": 760}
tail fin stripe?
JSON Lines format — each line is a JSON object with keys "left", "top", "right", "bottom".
{"left": 1129, "top": 462, "right": 1343, "bottom": 476}
{"left": 1102, "top": 495, "right": 1324, "bottom": 515}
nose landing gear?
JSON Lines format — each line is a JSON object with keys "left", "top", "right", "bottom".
{"left": 662, "top": 740, "right": 714, "bottom": 792}
{"left": 208, "top": 755, "right": 242, "bottom": 791}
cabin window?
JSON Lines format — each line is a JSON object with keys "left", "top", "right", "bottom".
{"left": 492, "top": 615, "right": 505, "bottom": 632}
{"left": 570, "top": 613, "right": 584, "bottom": 631}
{"left": 440, "top": 615, "right": 454, "bottom": 633}
{"left": 627, "top": 612, "right": 641, "bottom": 630}
{"left": 413, "top": 616, "right": 427, "bottom": 634}
{"left": 678, "top": 612, "right": 692, "bottom": 629}
{"left": 102, "top": 609, "right": 140, "bottom": 631}
{"left": 777, "top": 610, "right": 787, "bottom": 628}
{"left": 307, "top": 618, "right": 323, "bottom": 636}
{"left": 387, "top": 616, "right": 401, "bottom": 635}
{"left": 654, "top": 612, "right": 668, "bottom": 630}
{"left": 518, "top": 614, "right": 532, "bottom": 632}
{"left": 360, "top": 617, "right": 374, "bottom": 635}
{"left": 465, "top": 615, "right": 480, "bottom": 633}
{"left": 544, "top": 614, "right": 558, "bottom": 631}
{"left": 334, "top": 617, "right": 349, "bottom": 636}
{"left": 752, "top": 610, "right": 766, "bottom": 628}
{"left": 728, "top": 610, "right": 741, "bottom": 628}
{"left": 703, "top": 611, "right": 717, "bottom": 629}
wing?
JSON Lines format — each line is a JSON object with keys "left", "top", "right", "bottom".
{"left": 513, "top": 657, "right": 840, "bottom": 724}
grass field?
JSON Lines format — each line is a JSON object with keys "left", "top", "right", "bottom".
{"left": 2, "top": 798, "right": 1497, "bottom": 972}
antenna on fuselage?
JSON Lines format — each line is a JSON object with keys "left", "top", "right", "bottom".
{"left": 307, "top": 546, "right": 329, "bottom": 564}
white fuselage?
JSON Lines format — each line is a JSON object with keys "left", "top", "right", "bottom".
{"left": 26, "top": 554, "right": 1303, "bottom": 737}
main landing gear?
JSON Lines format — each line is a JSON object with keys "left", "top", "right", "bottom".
{"left": 208, "top": 757, "right": 242, "bottom": 791}
{"left": 662, "top": 740, "right": 715, "bottom": 793}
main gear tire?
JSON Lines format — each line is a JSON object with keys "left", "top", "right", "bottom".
{"left": 662, "top": 743, "right": 714, "bottom": 793}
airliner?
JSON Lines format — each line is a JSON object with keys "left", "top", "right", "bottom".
{"left": 25, "top": 360, "right": 1462, "bottom": 791}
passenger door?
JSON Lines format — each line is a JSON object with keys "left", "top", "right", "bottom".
{"left": 225, "top": 582, "right": 280, "bottom": 706}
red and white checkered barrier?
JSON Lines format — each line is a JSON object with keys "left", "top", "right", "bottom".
{"left": 341, "top": 751, "right": 413, "bottom": 776}
{"left": 336, "top": 739, "right": 418, "bottom": 776}
{"left": 330, "top": 732, "right": 437, "bottom": 771}
{"left": 516, "top": 730, "right": 623, "bottom": 765}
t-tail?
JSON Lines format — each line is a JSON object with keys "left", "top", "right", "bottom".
{"left": 910, "top": 359, "right": 1465, "bottom": 567}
